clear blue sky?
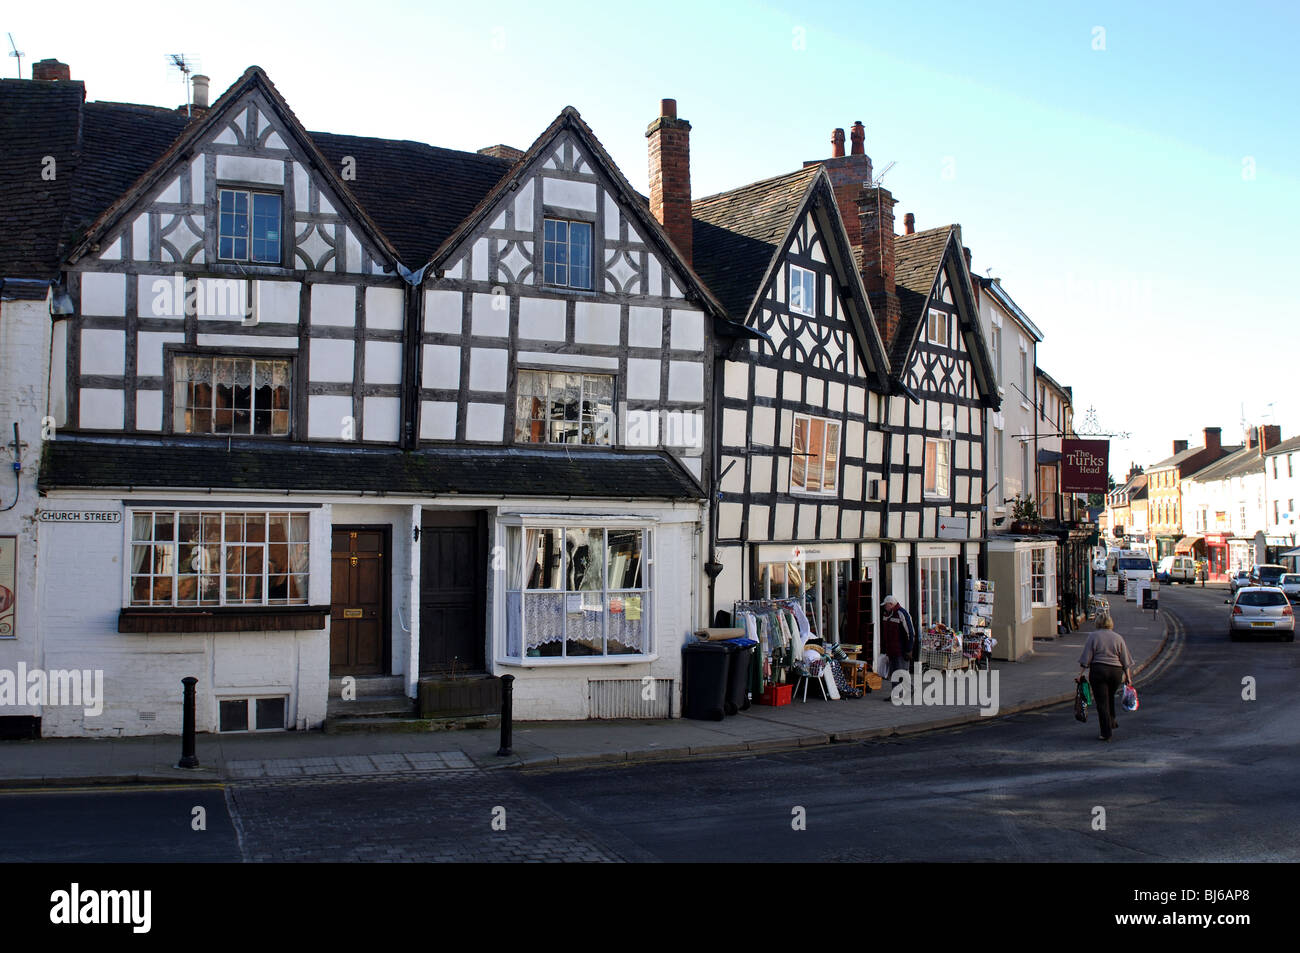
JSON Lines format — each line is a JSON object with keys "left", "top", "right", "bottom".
{"left": 8, "top": 0, "right": 1297, "bottom": 477}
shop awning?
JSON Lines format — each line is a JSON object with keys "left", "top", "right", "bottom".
{"left": 1174, "top": 536, "right": 1203, "bottom": 553}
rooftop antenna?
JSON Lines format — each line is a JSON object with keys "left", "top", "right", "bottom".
{"left": 7, "top": 34, "right": 23, "bottom": 79}
{"left": 869, "top": 161, "right": 896, "bottom": 294}
{"left": 167, "top": 53, "right": 199, "bottom": 118}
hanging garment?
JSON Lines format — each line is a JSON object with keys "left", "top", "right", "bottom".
{"left": 829, "top": 658, "right": 863, "bottom": 699}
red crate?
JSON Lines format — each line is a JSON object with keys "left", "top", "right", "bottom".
{"left": 759, "top": 684, "right": 793, "bottom": 707}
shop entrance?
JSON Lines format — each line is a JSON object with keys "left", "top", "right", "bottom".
{"left": 753, "top": 544, "right": 877, "bottom": 657}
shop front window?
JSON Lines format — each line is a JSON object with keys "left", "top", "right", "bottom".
{"left": 505, "top": 525, "right": 650, "bottom": 660}
{"left": 918, "top": 555, "right": 958, "bottom": 628}
{"left": 1031, "top": 545, "right": 1056, "bottom": 606}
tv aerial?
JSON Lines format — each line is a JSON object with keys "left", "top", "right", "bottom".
{"left": 167, "top": 53, "right": 202, "bottom": 117}
{"left": 7, "top": 34, "right": 23, "bottom": 79}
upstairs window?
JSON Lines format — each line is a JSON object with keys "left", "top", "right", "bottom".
{"left": 926, "top": 308, "right": 949, "bottom": 347}
{"left": 543, "top": 218, "right": 593, "bottom": 289}
{"left": 515, "top": 370, "right": 614, "bottom": 445}
{"left": 218, "top": 188, "right": 282, "bottom": 263}
{"left": 924, "top": 437, "right": 952, "bottom": 499}
{"left": 791, "top": 414, "right": 840, "bottom": 494}
{"left": 789, "top": 265, "right": 816, "bottom": 316}
{"left": 990, "top": 325, "right": 1002, "bottom": 385}
{"left": 174, "top": 355, "right": 292, "bottom": 436}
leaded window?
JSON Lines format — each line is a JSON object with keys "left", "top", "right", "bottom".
{"left": 514, "top": 370, "right": 614, "bottom": 445}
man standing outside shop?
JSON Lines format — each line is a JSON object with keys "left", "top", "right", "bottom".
{"left": 881, "top": 595, "right": 918, "bottom": 683}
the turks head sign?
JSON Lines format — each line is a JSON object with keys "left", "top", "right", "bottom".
{"left": 1061, "top": 439, "right": 1110, "bottom": 493}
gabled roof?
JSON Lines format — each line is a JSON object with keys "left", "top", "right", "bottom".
{"left": 1150, "top": 444, "right": 1211, "bottom": 471}
{"left": 893, "top": 224, "right": 1000, "bottom": 408}
{"left": 690, "top": 165, "right": 891, "bottom": 383}
{"left": 426, "top": 106, "right": 736, "bottom": 331}
{"left": 68, "top": 66, "right": 403, "bottom": 271}
{"left": 691, "top": 166, "right": 820, "bottom": 319}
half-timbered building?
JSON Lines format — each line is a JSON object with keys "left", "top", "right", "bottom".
{"left": 14, "top": 67, "right": 727, "bottom": 734}
{"left": 692, "top": 155, "right": 893, "bottom": 657}
{"left": 870, "top": 213, "right": 1000, "bottom": 632}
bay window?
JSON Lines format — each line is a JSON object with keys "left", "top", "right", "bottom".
{"left": 505, "top": 525, "right": 651, "bottom": 660}
{"left": 1031, "top": 545, "right": 1055, "bottom": 607}
{"left": 129, "top": 510, "right": 309, "bottom": 607}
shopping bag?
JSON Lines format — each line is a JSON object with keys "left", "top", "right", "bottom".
{"left": 1074, "top": 678, "right": 1088, "bottom": 723}
{"left": 1080, "top": 679, "right": 1093, "bottom": 706}
{"left": 1121, "top": 684, "right": 1139, "bottom": 711}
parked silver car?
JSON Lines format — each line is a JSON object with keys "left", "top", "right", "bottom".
{"left": 1280, "top": 573, "right": 1300, "bottom": 603}
{"left": 1228, "top": 587, "right": 1296, "bottom": 641}
{"left": 1229, "top": 569, "right": 1251, "bottom": 594}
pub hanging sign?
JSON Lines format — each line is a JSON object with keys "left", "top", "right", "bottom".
{"left": 1061, "top": 439, "right": 1110, "bottom": 493}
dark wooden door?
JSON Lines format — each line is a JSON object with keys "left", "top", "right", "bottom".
{"left": 331, "top": 527, "right": 388, "bottom": 676}
{"left": 420, "top": 511, "right": 485, "bottom": 674}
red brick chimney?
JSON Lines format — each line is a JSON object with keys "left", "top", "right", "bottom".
{"left": 904, "top": 212, "right": 916, "bottom": 235}
{"left": 804, "top": 123, "right": 872, "bottom": 247}
{"left": 1203, "top": 426, "right": 1222, "bottom": 453}
{"left": 859, "top": 186, "right": 900, "bottom": 348}
{"left": 1259, "top": 424, "right": 1281, "bottom": 457}
{"left": 646, "top": 98, "right": 692, "bottom": 266}
{"left": 1173, "top": 439, "right": 1189, "bottom": 454}
{"left": 32, "top": 58, "right": 71, "bottom": 82}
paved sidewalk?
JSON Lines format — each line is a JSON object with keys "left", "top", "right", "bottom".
{"left": 0, "top": 585, "right": 1174, "bottom": 787}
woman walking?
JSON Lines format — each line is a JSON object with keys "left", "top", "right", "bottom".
{"left": 1078, "top": 615, "right": 1134, "bottom": 742}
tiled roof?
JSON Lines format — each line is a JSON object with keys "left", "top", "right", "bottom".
{"left": 312, "top": 132, "right": 512, "bottom": 267}
{"left": 891, "top": 225, "right": 952, "bottom": 369}
{"left": 0, "top": 79, "right": 87, "bottom": 279}
{"left": 1150, "top": 445, "right": 1208, "bottom": 470}
{"left": 40, "top": 436, "right": 704, "bottom": 500}
{"left": 690, "top": 166, "right": 821, "bottom": 319}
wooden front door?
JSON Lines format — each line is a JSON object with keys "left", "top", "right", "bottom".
{"left": 419, "top": 511, "right": 486, "bottom": 675}
{"left": 331, "top": 527, "right": 389, "bottom": 676}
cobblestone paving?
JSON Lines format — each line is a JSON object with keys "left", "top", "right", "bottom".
{"left": 227, "top": 771, "right": 625, "bottom": 862}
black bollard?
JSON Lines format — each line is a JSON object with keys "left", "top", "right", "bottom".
{"left": 496, "top": 674, "right": 514, "bottom": 757}
{"left": 178, "top": 676, "right": 199, "bottom": 769}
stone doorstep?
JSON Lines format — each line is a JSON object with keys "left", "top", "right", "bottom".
{"left": 328, "top": 675, "right": 406, "bottom": 699}
{"left": 325, "top": 695, "right": 417, "bottom": 718}
{"left": 322, "top": 713, "right": 501, "bottom": 735}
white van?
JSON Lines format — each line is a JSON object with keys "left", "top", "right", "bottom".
{"left": 1111, "top": 551, "right": 1154, "bottom": 589}
{"left": 1157, "top": 555, "right": 1196, "bottom": 584}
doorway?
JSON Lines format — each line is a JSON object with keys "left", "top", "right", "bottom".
{"left": 330, "top": 526, "right": 390, "bottom": 676}
{"left": 419, "top": 510, "right": 487, "bottom": 675}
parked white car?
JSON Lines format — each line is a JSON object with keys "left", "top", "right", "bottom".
{"left": 1228, "top": 587, "right": 1296, "bottom": 642}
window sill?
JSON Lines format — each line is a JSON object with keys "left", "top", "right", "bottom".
{"left": 497, "top": 653, "right": 658, "bottom": 668}
{"left": 118, "top": 605, "right": 329, "bottom": 634}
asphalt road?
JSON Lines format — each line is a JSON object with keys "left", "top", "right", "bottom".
{"left": 2, "top": 583, "right": 1295, "bottom": 863}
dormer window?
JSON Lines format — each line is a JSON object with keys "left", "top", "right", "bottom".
{"left": 542, "top": 218, "right": 593, "bottom": 289}
{"left": 218, "top": 188, "right": 283, "bottom": 263}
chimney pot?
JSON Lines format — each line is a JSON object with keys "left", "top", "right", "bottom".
{"left": 32, "top": 58, "right": 71, "bottom": 82}
{"left": 831, "top": 128, "right": 845, "bottom": 158}
{"left": 647, "top": 98, "right": 692, "bottom": 266}
{"left": 904, "top": 212, "right": 915, "bottom": 234}
{"left": 192, "top": 74, "right": 210, "bottom": 109}
{"left": 850, "top": 121, "right": 865, "bottom": 155}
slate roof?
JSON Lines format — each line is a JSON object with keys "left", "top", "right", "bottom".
{"left": 40, "top": 436, "right": 704, "bottom": 500}
{"left": 690, "top": 166, "right": 821, "bottom": 320}
{"left": 1150, "top": 444, "right": 1210, "bottom": 471}
{"left": 1263, "top": 435, "right": 1300, "bottom": 458}
{"left": 891, "top": 225, "right": 952, "bottom": 370}
{"left": 1183, "top": 445, "right": 1256, "bottom": 483}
